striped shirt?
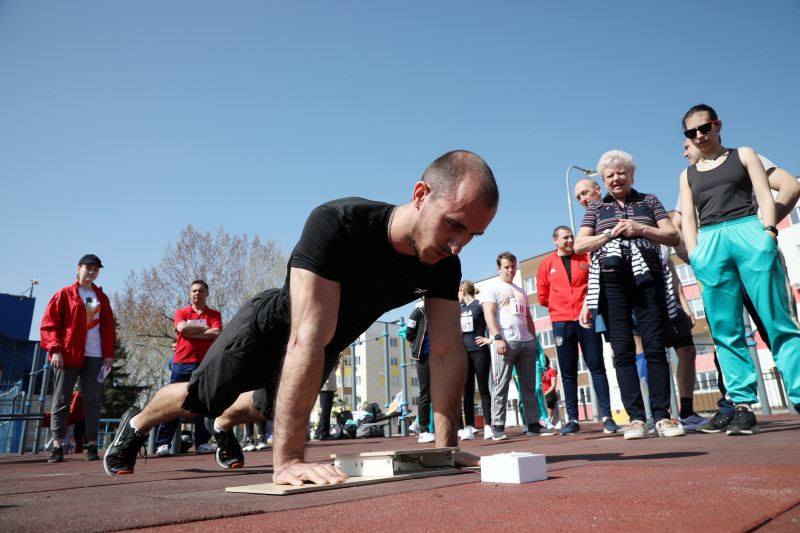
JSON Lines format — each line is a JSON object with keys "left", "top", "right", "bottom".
{"left": 580, "top": 188, "right": 669, "bottom": 269}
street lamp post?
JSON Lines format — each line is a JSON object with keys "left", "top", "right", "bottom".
{"left": 566, "top": 165, "right": 599, "bottom": 233}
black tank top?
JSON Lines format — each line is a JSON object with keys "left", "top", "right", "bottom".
{"left": 687, "top": 149, "right": 757, "bottom": 228}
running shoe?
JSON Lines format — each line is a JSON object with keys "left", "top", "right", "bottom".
{"left": 48, "top": 446, "right": 64, "bottom": 463}
{"left": 85, "top": 444, "right": 100, "bottom": 461}
{"left": 527, "top": 423, "right": 556, "bottom": 436}
{"left": 484, "top": 426, "right": 493, "bottom": 440}
{"left": 256, "top": 437, "right": 269, "bottom": 450}
{"left": 417, "top": 432, "right": 435, "bottom": 443}
{"left": 491, "top": 427, "right": 508, "bottom": 441}
{"left": 602, "top": 418, "right": 622, "bottom": 434}
{"left": 679, "top": 413, "right": 709, "bottom": 432}
{"left": 727, "top": 406, "right": 760, "bottom": 436}
{"left": 195, "top": 443, "right": 215, "bottom": 454}
{"left": 460, "top": 425, "right": 475, "bottom": 441}
{"left": 408, "top": 421, "right": 422, "bottom": 436}
{"left": 655, "top": 418, "right": 686, "bottom": 437}
{"left": 698, "top": 411, "right": 734, "bottom": 433}
{"left": 156, "top": 444, "right": 171, "bottom": 456}
{"left": 559, "top": 420, "right": 580, "bottom": 435}
{"left": 242, "top": 438, "right": 256, "bottom": 452}
{"left": 203, "top": 418, "right": 245, "bottom": 469}
{"left": 104, "top": 407, "right": 148, "bottom": 476}
{"left": 624, "top": 420, "right": 648, "bottom": 440}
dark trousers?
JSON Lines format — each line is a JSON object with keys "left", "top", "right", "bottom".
{"left": 315, "top": 391, "right": 334, "bottom": 437}
{"left": 553, "top": 319, "right": 612, "bottom": 420}
{"left": 416, "top": 354, "right": 432, "bottom": 432}
{"left": 156, "top": 363, "right": 211, "bottom": 448}
{"left": 601, "top": 268, "right": 671, "bottom": 422}
{"left": 463, "top": 347, "right": 492, "bottom": 427}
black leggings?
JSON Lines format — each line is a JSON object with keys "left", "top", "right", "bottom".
{"left": 463, "top": 347, "right": 492, "bottom": 427}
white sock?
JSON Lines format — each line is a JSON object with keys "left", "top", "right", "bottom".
{"left": 129, "top": 418, "right": 139, "bottom": 433}
{"left": 213, "top": 418, "right": 226, "bottom": 434}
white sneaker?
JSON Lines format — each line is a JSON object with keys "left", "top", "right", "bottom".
{"left": 156, "top": 444, "right": 171, "bottom": 456}
{"left": 484, "top": 426, "right": 493, "bottom": 440}
{"left": 195, "top": 443, "right": 215, "bottom": 454}
{"left": 409, "top": 421, "right": 422, "bottom": 436}
{"left": 418, "top": 432, "right": 435, "bottom": 443}
{"left": 460, "top": 425, "right": 475, "bottom": 441}
{"left": 255, "top": 438, "right": 268, "bottom": 450}
{"left": 542, "top": 418, "right": 555, "bottom": 430}
{"left": 242, "top": 439, "right": 256, "bottom": 452}
{"left": 656, "top": 418, "right": 686, "bottom": 437}
{"left": 624, "top": 420, "right": 649, "bottom": 440}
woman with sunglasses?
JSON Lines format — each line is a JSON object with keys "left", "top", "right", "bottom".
{"left": 679, "top": 104, "right": 800, "bottom": 435}
{"left": 575, "top": 150, "right": 684, "bottom": 440}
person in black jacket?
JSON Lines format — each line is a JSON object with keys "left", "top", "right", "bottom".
{"left": 405, "top": 303, "right": 435, "bottom": 443}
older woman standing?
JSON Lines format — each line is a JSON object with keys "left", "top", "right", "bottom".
{"left": 575, "top": 150, "right": 684, "bottom": 439}
{"left": 679, "top": 104, "right": 800, "bottom": 435}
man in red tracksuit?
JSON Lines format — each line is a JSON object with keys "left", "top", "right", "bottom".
{"left": 537, "top": 226, "right": 620, "bottom": 436}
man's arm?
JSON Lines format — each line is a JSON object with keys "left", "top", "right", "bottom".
{"left": 482, "top": 301, "right": 505, "bottom": 354}
{"left": 679, "top": 170, "right": 699, "bottom": 256}
{"left": 272, "top": 267, "right": 347, "bottom": 486}
{"left": 767, "top": 167, "right": 800, "bottom": 222}
{"left": 669, "top": 211, "right": 691, "bottom": 264}
{"left": 536, "top": 263, "right": 550, "bottom": 308}
{"left": 425, "top": 297, "right": 480, "bottom": 467}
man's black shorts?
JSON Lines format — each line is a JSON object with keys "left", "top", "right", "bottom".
{"left": 182, "top": 289, "right": 286, "bottom": 420}
{"left": 663, "top": 307, "right": 694, "bottom": 349}
{"left": 545, "top": 391, "right": 557, "bottom": 410}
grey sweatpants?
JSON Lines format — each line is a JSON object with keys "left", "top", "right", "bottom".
{"left": 490, "top": 339, "right": 541, "bottom": 430}
{"left": 51, "top": 357, "right": 104, "bottom": 443}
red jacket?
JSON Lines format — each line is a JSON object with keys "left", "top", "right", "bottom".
{"left": 536, "top": 252, "right": 590, "bottom": 322}
{"left": 40, "top": 282, "right": 115, "bottom": 368}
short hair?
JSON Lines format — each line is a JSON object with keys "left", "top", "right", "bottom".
{"left": 422, "top": 150, "right": 499, "bottom": 210}
{"left": 190, "top": 279, "right": 209, "bottom": 291}
{"left": 460, "top": 280, "right": 479, "bottom": 296}
{"left": 552, "top": 225, "right": 572, "bottom": 239}
{"left": 683, "top": 103, "right": 718, "bottom": 129}
{"left": 497, "top": 251, "right": 516, "bottom": 267}
{"left": 597, "top": 150, "right": 636, "bottom": 179}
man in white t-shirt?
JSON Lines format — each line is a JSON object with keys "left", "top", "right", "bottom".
{"left": 481, "top": 251, "right": 554, "bottom": 440}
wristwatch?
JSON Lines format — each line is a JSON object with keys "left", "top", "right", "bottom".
{"left": 494, "top": 334, "right": 503, "bottom": 341}
{"left": 764, "top": 225, "right": 778, "bottom": 236}
{"left": 602, "top": 229, "right": 613, "bottom": 240}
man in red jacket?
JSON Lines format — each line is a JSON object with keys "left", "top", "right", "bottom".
{"left": 40, "top": 254, "right": 115, "bottom": 463}
{"left": 537, "top": 227, "right": 620, "bottom": 436}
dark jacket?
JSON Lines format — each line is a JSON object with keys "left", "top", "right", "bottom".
{"left": 405, "top": 306, "right": 428, "bottom": 359}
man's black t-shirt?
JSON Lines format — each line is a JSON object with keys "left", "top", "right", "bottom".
{"left": 255, "top": 197, "right": 461, "bottom": 364}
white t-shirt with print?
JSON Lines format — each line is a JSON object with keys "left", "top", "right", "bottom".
{"left": 78, "top": 287, "right": 102, "bottom": 358}
{"left": 479, "top": 279, "right": 534, "bottom": 342}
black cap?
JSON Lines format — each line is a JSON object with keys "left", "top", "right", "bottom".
{"left": 78, "top": 254, "right": 103, "bottom": 268}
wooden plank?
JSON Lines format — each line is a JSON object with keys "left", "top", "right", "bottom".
{"left": 225, "top": 468, "right": 466, "bottom": 496}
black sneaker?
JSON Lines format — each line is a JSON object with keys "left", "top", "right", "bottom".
{"left": 204, "top": 418, "right": 245, "bottom": 469}
{"left": 698, "top": 411, "right": 734, "bottom": 434}
{"left": 526, "top": 423, "right": 556, "bottom": 436}
{"left": 48, "top": 446, "right": 64, "bottom": 463}
{"left": 727, "top": 406, "right": 760, "bottom": 436}
{"left": 103, "top": 407, "right": 148, "bottom": 476}
{"left": 85, "top": 444, "right": 100, "bottom": 461}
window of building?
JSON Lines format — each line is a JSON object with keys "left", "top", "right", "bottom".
{"left": 675, "top": 264, "right": 696, "bottom": 285}
{"left": 412, "top": 397, "right": 419, "bottom": 406}
{"left": 391, "top": 376, "right": 399, "bottom": 386}
{"left": 336, "top": 375, "right": 342, "bottom": 387}
{"left": 356, "top": 376, "right": 361, "bottom": 385}
{"left": 687, "top": 297, "right": 706, "bottom": 319}
{"left": 411, "top": 377, "right": 419, "bottom": 387}
{"left": 390, "top": 338, "right": 398, "bottom": 347}
{"left": 539, "top": 329, "right": 555, "bottom": 348}
{"left": 577, "top": 355, "right": 587, "bottom": 372}
{"left": 524, "top": 276, "right": 537, "bottom": 294}
{"left": 694, "top": 370, "right": 718, "bottom": 392}
{"left": 531, "top": 304, "right": 550, "bottom": 320}
{"left": 390, "top": 357, "right": 399, "bottom": 366}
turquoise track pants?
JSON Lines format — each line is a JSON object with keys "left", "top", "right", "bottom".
{"left": 691, "top": 216, "right": 800, "bottom": 405}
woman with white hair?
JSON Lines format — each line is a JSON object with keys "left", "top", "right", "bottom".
{"left": 575, "top": 150, "right": 683, "bottom": 439}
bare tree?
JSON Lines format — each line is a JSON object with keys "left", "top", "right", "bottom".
{"left": 113, "top": 224, "right": 286, "bottom": 402}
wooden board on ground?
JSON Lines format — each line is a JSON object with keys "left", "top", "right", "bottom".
{"left": 225, "top": 468, "right": 466, "bottom": 496}
{"left": 226, "top": 447, "right": 465, "bottom": 496}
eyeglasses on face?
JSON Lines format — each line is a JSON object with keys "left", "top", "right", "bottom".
{"left": 683, "top": 120, "right": 720, "bottom": 139}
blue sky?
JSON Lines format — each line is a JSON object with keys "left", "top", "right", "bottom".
{"left": 2, "top": 1, "right": 799, "bottom": 339}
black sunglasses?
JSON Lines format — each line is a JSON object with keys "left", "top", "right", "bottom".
{"left": 683, "top": 120, "right": 719, "bottom": 139}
